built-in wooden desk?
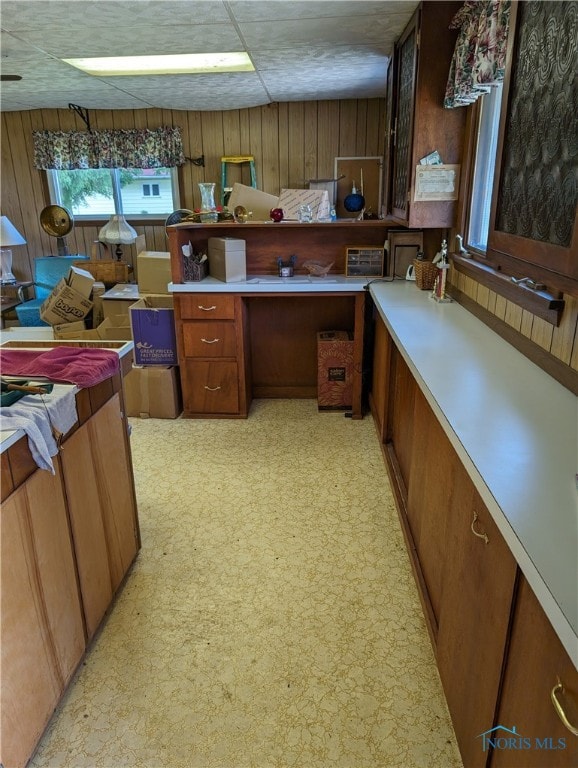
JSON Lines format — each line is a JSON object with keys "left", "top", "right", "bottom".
{"left": 167, "top": 221, "right": 390, "bottom": 419}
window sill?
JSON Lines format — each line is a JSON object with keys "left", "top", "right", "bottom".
{"left": 451, "top": 254, "right": 565, "bottom": 326}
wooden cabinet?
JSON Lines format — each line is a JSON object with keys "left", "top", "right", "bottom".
{"left": 0, "top": 463, "right": 85, "bottom": 768}
{"left": 386, "top": 344, "right": 417, "bottom": 494}
{"left": 406, "top": 388, "right": 455, "bottom": 632}
{"left": 0, "top": 376, "right": 140, "bottom": 768}
{"left": 60, "top": 393, "right": 140, "bottom": 638}
{"left": 370, "top": 315, "right": 576, "bottom": 768}
{"left": 386, "top": 2, "right": 466, "bottom": 228}
{"left": 175, "top": 293, "right": 250, "bottom": 417}
{"left": 491, "top": 576, "right": 578, "bottom": 768}
{"left": 436, "top": 480, "right": 518, "bottom": 768}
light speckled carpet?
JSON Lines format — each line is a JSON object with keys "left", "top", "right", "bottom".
{"left": 30, "top": 400, "right": 462, "bottom": 768}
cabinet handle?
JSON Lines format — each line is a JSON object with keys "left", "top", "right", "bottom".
{"left": 201, "top": 338, "right": 220, "bottom": 344}
{"left": 471, "top": 512, "right": 489, "bottom": 544}
{"left": 204, "top": 385, "right": 221, "bottom": 392}
{"left": 551, "top": 679, "right": 578, "bottom": 736}
{"left": 198, "top": 305, "right": 217, "bottom": 311}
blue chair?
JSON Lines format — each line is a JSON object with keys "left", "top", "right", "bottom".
{"left": 15, "top": 255, "right": 88, "bottom": 326}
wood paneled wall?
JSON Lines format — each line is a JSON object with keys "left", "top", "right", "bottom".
{"left": 2, "top": 100, "right": 576, "bottom": 373}
{"left": 449, "top": 265, "right": 578, "bottom": 375}
{"left": 0, "top": 100, "right": 385, "bottom": 282}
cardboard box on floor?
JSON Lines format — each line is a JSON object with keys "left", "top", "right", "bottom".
{"left": 123, "top": 365, "right": 182, "bottom": 418}
{"left": 317, "top": 330, "right": 354, "bottom": 410}
{"left": 130, "top": 295, "right": 177, "bottom": 366}
{"left": 40, "top": 265, "right": 95, "bottom": 325}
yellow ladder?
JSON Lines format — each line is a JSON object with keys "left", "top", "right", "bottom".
{"left": 220, "top": 155, "right": 257, "bottom": 204}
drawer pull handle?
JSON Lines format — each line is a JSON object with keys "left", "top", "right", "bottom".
{"left": 551, "top": 679, "right": 578, "bottom": 736}
{"left": 201, "top": 337, "right": 220, "bottom": 344}
{"left": 198, "top": 305, "right": 217, "bottom": 311}
{"left": 471, "top": 512, "right": 489, "bottom": 544}
{"left": 204, "top": 385, "right": 221, "bottom": 392}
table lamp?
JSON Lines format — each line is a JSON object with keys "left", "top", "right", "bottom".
{"left": 0, "top": 216, "right": 26, "bottom": 285}
{"left": 98, "top": 214, "right": 137, "bottom": 260}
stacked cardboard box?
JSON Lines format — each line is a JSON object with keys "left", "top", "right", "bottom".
{"left": 40, "top": 266, "right": 94, "bottom": 325}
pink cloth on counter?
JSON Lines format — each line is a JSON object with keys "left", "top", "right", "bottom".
{"left": 0, "top": 347, "right": 120, "bottom": 387}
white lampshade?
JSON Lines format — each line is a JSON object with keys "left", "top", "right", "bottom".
{"left": 98, "top": 214, "right": 137, "bottom": 245}
{"left": 0, "top": 216, "right": 26, "bottom": 247}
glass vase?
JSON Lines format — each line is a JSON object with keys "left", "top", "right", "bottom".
{"left": 198, "top": 182, "right": 218, "bottom": 223}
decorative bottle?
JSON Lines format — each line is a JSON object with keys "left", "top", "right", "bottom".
{"left": 198, "top": 182, "right": 218, "bottom": 223}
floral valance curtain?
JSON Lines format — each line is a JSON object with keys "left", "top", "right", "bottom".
{"left": 33, "top": 126, "right": 185, "bottom": 170}
{"left": 444, "top": 0, "right": 511, "bottom": 108}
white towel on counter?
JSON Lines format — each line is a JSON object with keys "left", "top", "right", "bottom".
{"left": 0, "top": 384, "right": 78, "bottom": 473}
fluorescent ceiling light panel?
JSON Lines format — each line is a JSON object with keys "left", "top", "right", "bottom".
{"left": 63, "top": 52, "right": 254, "bottom": 76}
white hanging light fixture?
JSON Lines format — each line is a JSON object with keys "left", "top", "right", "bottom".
{"left": 0, "top": 216, "right": 26, "bottom": 284}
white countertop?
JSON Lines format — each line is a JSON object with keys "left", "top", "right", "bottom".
{"left": 169, "top": 275, "right": 371, "bottom": 293}
{"left": 370, "top": 281, "right": 578, "bottom": 669}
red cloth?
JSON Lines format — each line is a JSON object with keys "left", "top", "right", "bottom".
{"left": 0, "top": 347, "right": 120, "bottom": 388}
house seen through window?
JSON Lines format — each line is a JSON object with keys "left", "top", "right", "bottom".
{"left": 47, "top": 167, "right": 179, "bottom": 218}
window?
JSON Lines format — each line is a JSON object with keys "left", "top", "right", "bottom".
{"left": 467, "top": 83, "right": 502, "bottom": 253}
{"left": 143, "top": 183, "right": 160, "bottom": 197}
{"left": 47, "top": 167, "right": 179, "bottom": 219}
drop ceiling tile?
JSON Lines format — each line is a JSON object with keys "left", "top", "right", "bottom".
{"left": 14, "top": 24, "right": 245, "bottom": 58}
{"left": 229, "top": 0, "right": 417, "bottom": 22}
{"left": 0, "top": 0, "right": 230, "bottom": 31}
{"left": 239, "top": 15, "right": 404, "bottom": 49}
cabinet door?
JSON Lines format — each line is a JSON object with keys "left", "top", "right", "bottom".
{"left": 436, "top": 478, "right": 518, "bottom": 768}
{"left": 370, "top": 312, "right": 391, "bottom": 441}
{"left": 1, "top": 466, "right": 84, "bottom": 768}
{"left": 406, "top": 388, "right": 454, "bottom": 630}
{"left": 491, "top": 576, "right": 578, "bottom": 768}
{"left": 61, "top": 394, "right": 139, "bottom": 638}
{"left": 182, "top": 360, "right": 240, "bottom": 414}
{"left": 390, "top": 10, "right": 418, "bottom": 222}
{"left": 386, "top": 346, "right": 417, "bottom": 494}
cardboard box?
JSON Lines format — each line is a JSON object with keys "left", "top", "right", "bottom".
{"left": 40, "top": 279, "right": 94, "bottom": 325}
{"left": 279, "top": 188, "right": 331, "bottom": 221}
{"left": 97, "top": 315, "right": 132, "bottom": 340}
{"left": 130, "top": 296, "right": 177, "bottom": 366}
{"left": 208, "top": 237, "right": 246, "bottom": 283}
{"left": 67, "top": 265, "right": 95, "bottom": 298}
{"left": 137, "top": 250, "right": 171, "bottom": 294}
{"left": 317, "top": 330, "right": 354, "bottom": 410}
{"left": 52, "top": 315, "right": 132, "bottom": 341}
{"left": 227, "top": 183, "right": 279, "bottom": 221}
{"left": 53, "top": 320, "right": 90, "bottom": 339}
{"left": 123, "top": 365, "right": 182, "bottom": 419}
{"left": 102, "top": 283, "right": 141, "bottom": 318}
{"left": 39, "top": 266, "right": 96, "bottom": 325}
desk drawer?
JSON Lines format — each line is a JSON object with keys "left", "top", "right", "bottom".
{"left": 183, "top": 321, "right": 237, "bottom": 358}
{"left": 183, "top": 361, "right": 239, "bottom": 414}
{"left": 179, "top": 294, "right": 235, "bottom": 320}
